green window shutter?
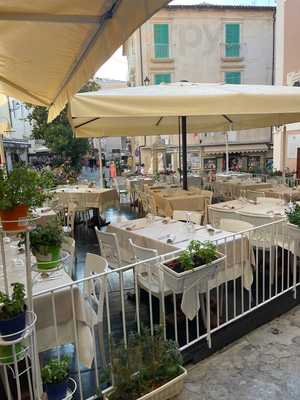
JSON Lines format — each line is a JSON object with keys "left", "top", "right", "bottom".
{"left": 154, "top": 73, "right": 171, "bottom": 85}
{"left": 154, "top": 24, "right": 169, "bottom": 59}
{"left": 225, "top": 24, "right": 240, "bottom": 57}
{"left": 225, "top": 72, "right": 241, "bottom": 84}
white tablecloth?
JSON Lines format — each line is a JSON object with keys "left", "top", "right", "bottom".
{"left": 108, "top": 218, "right": 254, "bottom": 320}
{"left": 0, "top": 240, "right": 96, "bottom": 367}
{"left": 209, "top": 199, "right": 286, "bottom": 227}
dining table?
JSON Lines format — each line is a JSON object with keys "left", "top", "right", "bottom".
{"left": 108, "top": 217, "right": 254, "bottom": 320}
{"left": 256, "top": 186, "right": 300, "bottom": 202}
{"left": 52, "top": 185, "right": 119, "bottom": 212}
{"left": 208, "top": 198, "right": 286, "bottom": 227}
{"left": 214, "top": 180, "right": 273, "bottom": 199}
{"left": 0, "top": 239, "right": 96, "bottom": 367}
{"left": 153, "top": 189, "right": 212, "bottom": 218}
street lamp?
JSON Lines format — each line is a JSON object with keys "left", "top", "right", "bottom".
{"left": 144, "top": 76, "right": 150, "bottom": 86}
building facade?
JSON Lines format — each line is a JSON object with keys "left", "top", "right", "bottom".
{"left": 274, "top": 0, "right": 300, "bottom": 175}
{"left": 124, "top": 4, "right": 275, "bottom": 173}
{"left": 0, "top": 95, "right": 32, "bottom": 171}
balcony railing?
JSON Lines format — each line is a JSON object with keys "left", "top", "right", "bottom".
{"left": 4, "top": 219, "right": 300, "bottom": 400}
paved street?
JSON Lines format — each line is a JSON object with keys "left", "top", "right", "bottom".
{"left": 178, "top": 306, "right": 300, "bottom": 400}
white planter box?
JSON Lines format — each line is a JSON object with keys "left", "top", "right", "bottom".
{"left": 287, "top": 222, "right": 300, "bottom": 239}
{"left": 162, "top": 252, "right": 225, "bottom": 293}
{"left": 104, "top": 367, "right": 187, "bottom": 400}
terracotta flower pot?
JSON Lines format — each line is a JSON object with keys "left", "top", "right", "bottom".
{"left": 0, "top": 205, "right": 29, "bottom": 232}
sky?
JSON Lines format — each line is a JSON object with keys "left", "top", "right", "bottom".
{"left": 96, "top": 0, "right": 276, "bottom": 81}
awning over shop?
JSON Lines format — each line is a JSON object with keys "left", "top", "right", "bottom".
{"left": 203, "top": 143, "right": 269, "bottom": 155}
{"left": 0, "top": 0, "right": 169, "bottom": 121}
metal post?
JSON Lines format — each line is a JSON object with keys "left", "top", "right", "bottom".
{"left": 225, "top": 132, "right": 229, "bottom": 174}
{"left": 282, "top": 125, "right": 287, "bottom": 182}
{"left": 97, "top": 138, "right": 103, "bottom": 188}
{"left": 178, "top": 117, "right": 182, "bottom": 183}
{"left": 181, "top": 116, "right": 188, "bottom": 190}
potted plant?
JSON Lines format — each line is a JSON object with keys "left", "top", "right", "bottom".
{"left": 286, "top": 203, "right": 300, "bottom": 239}
{"left": 163, "top": 240, "right": 225, "bottom": 292}
{"left": 0, "top": 283, "right": 26, "bottom": 342}
{"left": 42, "top": 356, "right": 70, "bottom": 400}
{"left": 103, "top": 328, "right": 186, "bottom": 400}
{"left": 29, "top": 219, "right": 64, "bottom": 270}
{"left": 0, "top": 166, "right": 50, "bottom": 231}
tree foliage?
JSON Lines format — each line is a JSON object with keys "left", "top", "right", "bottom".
{"left": 27, "top": 79, "right": 100, "bottom": 170}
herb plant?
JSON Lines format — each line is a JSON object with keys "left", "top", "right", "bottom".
{"left": 0, "top": 166, "right": 50, "bottom": 211}
{"left": 0, "top": 283, "right": 26, "bottom": 320}
{"left": 41, "top": 356, "right": 70, "bottom": 384}
{"left": 178, "top": 240, "right": 218, "bottom": 271}
{"left": 29, "top": 219, "right": 64, "bottom": 255}
{"left": 107, "top": 327, "right": 183, "bottom": 400}
{"left": 286, "top": 203, "right": 300, "bottom": 228}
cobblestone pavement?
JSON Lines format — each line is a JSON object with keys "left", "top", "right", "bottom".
{"left": 178, "top": 305, "right": 300, "bottom": 400}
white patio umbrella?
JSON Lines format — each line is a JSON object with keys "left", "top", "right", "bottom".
{"left": 0, "top": 0, "right": 169, "bottom": 122}
{"left": 69, "top": 82, "right": 300, "bottom": 189}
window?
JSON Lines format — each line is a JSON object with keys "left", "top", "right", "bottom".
{"left": 224, "top": 71, "right": 241, "bottom": 84}
{"left": 225, "top": 23, "right": 240, "bottom": 57}
{"left": 154, "top": 73, "right": 171, "bottom": 85}
{"left": 154, "top": 24, "right": 169, "bottom": 59}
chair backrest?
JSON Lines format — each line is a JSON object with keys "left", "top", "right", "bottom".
{"left": 129, "top": 238, "right": 158, "bottom": 261}
{"left": 208, "top": 206, "right": 237, "bottom": 228}
{"left": 61, "top": 236, "right": 76, "bottom": 276}
{"left": 145, "top": 194, "right": 157, "bottom": 216}
{"left": 173, "top": 210, "right": 203, "bottom": 225}
{"left": 246, "top": 190, "right": 265, "bottom": 202}
{"left": 256, "top": 196, "right": 283, "bottom": 206}
{"left": 65, "top": 203, "right": 76, "bottom": 237}
{"left": 220, "top": 218, "right": 254, "bottom": 233}
{"left": 95, "top": 227, "right": 122, "bottom": 268}
{"left": 129, "top": 239, "right": 161, "bottom": 285}
{"left": 84, "top": 253, "right": 108, "bottom": 320}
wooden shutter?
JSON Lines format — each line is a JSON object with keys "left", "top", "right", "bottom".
{"left": 225, "top": 24, "right": 240, "bottom": 57}
{"left": 225, "top": 72, "right": 241, "bottom": 84}
{"left": 154, "top": 24, "right": 169, "bottom": 59}
{"left": 154, "top": 73, "right": 171, "bottom": 85}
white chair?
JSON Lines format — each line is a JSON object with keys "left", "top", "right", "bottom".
{"left": 95, "top": 227, "right": 124, "bottom": 268}
{"left": 208, "top": 206, "right": 237, "bottom": 228}
{"left": 173, "top": 210, "right": 203, "bottom": 225}
{"left": 84, "top": 253, "right": 108, "bottom": 366}
{"left": 84, "top": 253, "right": 108, "bottom": 307}
{"left": 246, "top": 190, "right": 265, "bottom": 202}
{"left": 219, "top": 219, "right": 254, "bottom": 234}
{"left": 256, "top": 197, "right": 283, "bottom": 206}
{"left": 113, "top": 177, "right": 129, "bottom": 203}
{"left": 61, "top": 236, "right": 76, "bottom": 277}
{"left": 63, "top": 203, "right": 76, "bottom": 237}
{"left": 129, "top": 238, "right": 171, "bottom": 298}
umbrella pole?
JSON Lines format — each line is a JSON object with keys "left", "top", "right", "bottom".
{"left": 97, "top": 138, "right": 103, "bottom": 188}
{"left": 181, "top": 116, "right": 188, "bottom": 190}
{"left": 225, "top": 132, "right": 229, "bottom": 174}
{"left": 282, "top": 125, "right": 287, "bottom": 183}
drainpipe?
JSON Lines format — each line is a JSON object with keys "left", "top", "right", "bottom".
{"left": 270, "top": 9, "right": 276, "bottom": 145}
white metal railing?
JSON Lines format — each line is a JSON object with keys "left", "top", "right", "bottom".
{"left": 3, "top": 219, "right": 300, "bottom": 399}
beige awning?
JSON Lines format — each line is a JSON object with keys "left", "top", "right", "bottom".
{"left": 204, "top": 143, "right": 269, "bottom": 155}
{"left": 0, "top": 0, "right": 169, "bottom": 121}
{"left": 69, "top": 82, "right": 300, "bottom": 137}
